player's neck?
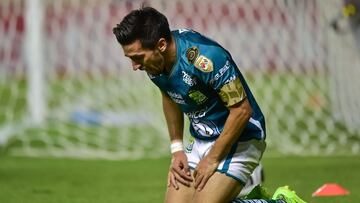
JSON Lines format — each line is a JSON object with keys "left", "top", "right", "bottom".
{"left": 163, "top": 35, "right": 177, "bottom": 75}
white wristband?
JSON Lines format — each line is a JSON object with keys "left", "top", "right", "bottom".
{"left": 170, "top": 141, "right": 183, "bottom": 154}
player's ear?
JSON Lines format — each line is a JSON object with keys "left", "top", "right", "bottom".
{"left": 157, "top": 38, "right": 167, "bottom": 53}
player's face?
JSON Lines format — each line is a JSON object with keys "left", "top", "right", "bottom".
{"left": 122, "top": 40, "right": 165, "bottom": 75}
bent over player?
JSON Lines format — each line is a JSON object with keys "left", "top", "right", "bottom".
{"left": 113, "top": 6, "right": 306, "bottom": 203}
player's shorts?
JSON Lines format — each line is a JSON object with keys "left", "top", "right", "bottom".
{"left": 185, "top": 138, "right": 266, "bottom": 186}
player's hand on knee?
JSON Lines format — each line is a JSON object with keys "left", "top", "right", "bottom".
{"left": 167, "top": 170, "right": 180, "bottom": 189}
{"left": 167, "top": 169, "right": 191, "bottom": 189}
{"left": 170, "top": 151, "right": 193, "bottom": 187}
{"left": 193, "top": 156, "right": 219, "bottom": 191}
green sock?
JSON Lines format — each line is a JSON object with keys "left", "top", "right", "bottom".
{"left": 232, "top": 199, "right": 286, "bottom": 203}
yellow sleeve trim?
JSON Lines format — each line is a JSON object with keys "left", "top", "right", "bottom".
{"left": 219, "top": 78, "right": 247, "bottom": 107}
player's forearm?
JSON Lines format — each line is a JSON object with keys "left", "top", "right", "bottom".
{"left": 161, "top": 91, "right": 184, "bottom": 141}
{"left": 207, "top": 99, "right": 252, "bottom": 162}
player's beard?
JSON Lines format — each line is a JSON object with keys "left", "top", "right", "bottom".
{"left": 146, "top": 54, "right": 166, "bottom": 75}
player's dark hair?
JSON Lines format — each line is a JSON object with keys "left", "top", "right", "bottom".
{"left": 113, "top": 6, "right": 171, "bottom": 49}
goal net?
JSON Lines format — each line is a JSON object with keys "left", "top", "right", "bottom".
{"left": 0, "top": 0, "right": 359, "bottom": 159}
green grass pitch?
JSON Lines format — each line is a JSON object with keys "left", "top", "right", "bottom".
{"left": 0, "top": 155, "right": 359, "bottom": 203}
{"left": 1, "top": 72, "right": 359, "bottom": 203}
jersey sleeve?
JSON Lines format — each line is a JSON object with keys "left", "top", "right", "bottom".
{"left": 191, "top": 46, "right": 247, "bottom": 107}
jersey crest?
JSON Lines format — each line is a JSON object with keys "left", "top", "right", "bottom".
{"left": 194, "top": 55, "right": 213, "bottom": 72}
{"left": 186, "top": 46, "right": 213, "bottom": 72}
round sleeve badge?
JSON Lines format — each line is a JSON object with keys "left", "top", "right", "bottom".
{"left": 186, "top": 46, "right": 199, "bottom": 64}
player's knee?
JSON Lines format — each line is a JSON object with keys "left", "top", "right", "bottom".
{"left": 192, "top": 186, "right": 241, "bottom": 203}
{"left": 164, "top": 183, "right": 195, "bottom": 203}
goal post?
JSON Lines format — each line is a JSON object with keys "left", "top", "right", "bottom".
{"left": 0, "top": 0, "right": 359, "bottom": 159}
{"left": 25, "top": 0, "right": 46, "bottom": 124}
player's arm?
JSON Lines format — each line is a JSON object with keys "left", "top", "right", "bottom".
{"left": 207, "top": 99, "right": 252, "bottom": 161}
{"left": 205, "top": 77, "right": 251, "bottom": 162}
{"left": 190, "top": 48, "right": 252, "bottom": 190}
{"left": 194, "top": 98, "right": 252, "bottom": 190}
{"left": 161, "top": 90, "right": 184, "bottom": 145}
{"left": 161, "top": 91, "right": 193, "bottom": 189}
{"left": 193, "top": 81, "right": 252, "bottom": 190}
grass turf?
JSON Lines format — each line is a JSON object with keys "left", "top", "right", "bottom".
{"left": 0, "top": 155, "right": 359, "bottom": 203}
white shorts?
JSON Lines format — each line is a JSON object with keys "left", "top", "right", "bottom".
{"left": 185, "top": 138, "right": 266, "bottom": 185}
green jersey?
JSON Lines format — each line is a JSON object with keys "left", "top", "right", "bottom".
{"left": 149, "top": 29, "right": 265, "bottom": 142}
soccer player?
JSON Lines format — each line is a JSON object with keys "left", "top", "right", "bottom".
{"left": 113, "top": 6, "right": 306, "bottom": 203}
{"left": 331, "top": 0, "right": 360, "bottom": 33}
{"left": 342, "top": 0, "right": 360, "bottom": 51}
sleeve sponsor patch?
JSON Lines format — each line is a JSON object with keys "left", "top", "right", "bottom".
{"left": 218, "top": 77, "right": 247, "bottom": 107}
{"left": 194, "top": 55, "right": 213, "bottom": 72}
{"left": 209, "top": 60, "right": 231, "bottom": 84}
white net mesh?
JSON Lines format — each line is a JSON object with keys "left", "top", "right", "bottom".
{"left": 0, "top": 0, "right": 359, "bottom": 159}
{"left": 327, "top": 0, "right": 360, "bottom": 136}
